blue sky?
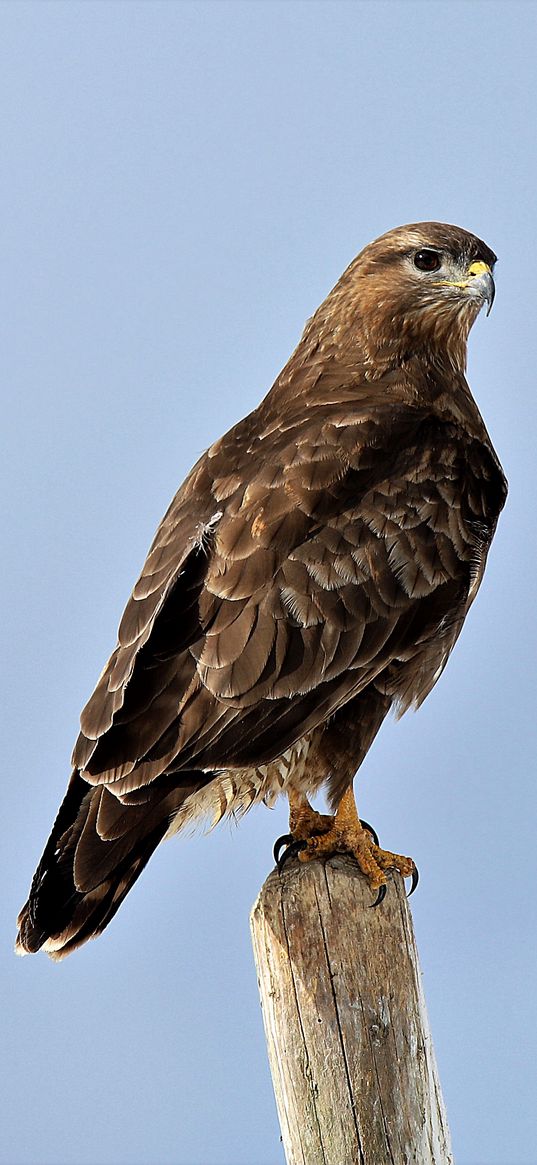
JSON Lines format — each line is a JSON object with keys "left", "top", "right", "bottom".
{"left": 1, "top": 2, "right": 536, "bottom": 1163}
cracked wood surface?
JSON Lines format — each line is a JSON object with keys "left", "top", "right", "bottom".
{"left": 250, "top": 855, "right": 453, "bottom": 1165}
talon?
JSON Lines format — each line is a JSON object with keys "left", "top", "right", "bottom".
{"left": 279, "top": 790, "right": 415, "bottom": 901}
{"left": 275, "top": 838, "right": 308, "bottom": 872}
{"left": 370, "top": 883, "right": 387, "bottom": 908}
{"left": 360, "top": 819, "right": 379, "bottom": 847}
{"left": 273, "top": 834, "right": 294, "bottom": 865}
{"left": 407, "top": 864, "right": 419, "bottom": 897}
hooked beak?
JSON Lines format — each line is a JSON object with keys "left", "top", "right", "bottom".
{"left": 466, "top": 260, "right": 495, "bottom": 316}
{"left": 431, "top": 259, "right": 496, "bottom": 316}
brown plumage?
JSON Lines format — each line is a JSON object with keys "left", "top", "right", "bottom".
{"left": 16, "top": 222, "right": 507, "bottom": 958}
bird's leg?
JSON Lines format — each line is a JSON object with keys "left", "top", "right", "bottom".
{"left": 275, "top": 785, "right": 416, "bottom": 900}
{"left": 297, "top": 785, "right": 415, "bottom": 895}
{"left": 273, "top": 789, "right": 332, "bottom": 866}
{"left": 288, "top": 787, "right": 333, "bottom": 839}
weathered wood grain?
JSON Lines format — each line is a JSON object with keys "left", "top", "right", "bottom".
{"left": 250, "top": 855, "right": 453, "bottom": 1165}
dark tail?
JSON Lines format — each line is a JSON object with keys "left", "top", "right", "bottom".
{"left": 16, "top": 772, "right": 171, "bottom": 960}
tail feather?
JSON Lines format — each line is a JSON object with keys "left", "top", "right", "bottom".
{"left": 16, "top": 772, "right": 171, "bottom": 960}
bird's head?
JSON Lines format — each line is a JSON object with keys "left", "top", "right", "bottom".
{"left": 317, "top": 222, "right": 497, "bottom": 376}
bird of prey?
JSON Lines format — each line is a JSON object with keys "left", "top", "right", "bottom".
{"left": 16, "top": 222, "right": 507, "bottom": 960}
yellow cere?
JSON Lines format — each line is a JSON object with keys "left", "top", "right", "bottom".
{"left": 467, "top": 260, "right": 491, "bottom": 277}
{"left": 432, "top": 258, "right": 492, "bottom": 290}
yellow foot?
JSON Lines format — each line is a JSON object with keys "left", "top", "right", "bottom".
{"left": 275, "top": 787, "right": 417, "bottom": 901}
{"left": 298, "top": 820, "right": 414, "bottom": 892}
{"left": 289, "top": 798, "right": 333, "bottom": 842}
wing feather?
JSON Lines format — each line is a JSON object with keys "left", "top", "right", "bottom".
{"left": 70, "top": 395, "right": 505, "bottom": 803}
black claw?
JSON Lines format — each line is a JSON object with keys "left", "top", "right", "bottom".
{"left": 407, "top": 865, "right": 419, "bottom": 898}
{"left": 360, "top": 819, "right": 380, "bottom": 847}
{"left": 370, "top": 883, "right": 387, "bottom": 908}
{"left": 273, "top": 834, "right": 294, "bottom": 865}
{"left": 275, "top": 837, "right": 308, "bottom": 872}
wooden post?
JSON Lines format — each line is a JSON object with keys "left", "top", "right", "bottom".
{"left": 250, "top": 854, "right": 453, "bottom": 1165}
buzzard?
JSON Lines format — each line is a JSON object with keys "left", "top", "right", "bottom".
{"left": 16, "top": 222, "right": 507, "bottom": 959}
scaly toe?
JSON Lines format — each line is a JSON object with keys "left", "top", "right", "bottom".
{"left": 297, "top": 826, "right": 417, "bottom": 903}
{"left": 370, "top": 844, "right": 414, "bottom": 879}
{"left": 290, "top": 808, "right": 334, "bottom": 842}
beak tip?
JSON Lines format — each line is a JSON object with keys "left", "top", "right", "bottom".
{"left": 467, "top": 261, "right": 495, "bottom": 317}
{"left": 482, "top": 272, "right": 495, "bottom": 317}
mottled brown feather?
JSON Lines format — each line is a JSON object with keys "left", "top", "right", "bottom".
{"left": 16, "top": 221, "right": 507, "bottom": 958}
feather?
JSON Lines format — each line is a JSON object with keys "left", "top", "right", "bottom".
{"left": 17, "top": 220, "right": 507, "bottom": 958}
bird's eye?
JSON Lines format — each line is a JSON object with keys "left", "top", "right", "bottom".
{"left": 413, "top": 249, "right": 442, "bottom": 272}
